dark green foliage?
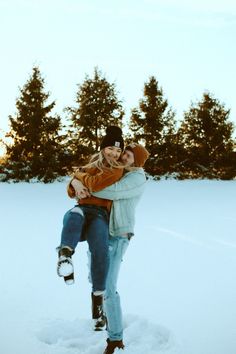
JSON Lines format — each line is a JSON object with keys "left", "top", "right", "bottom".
{"left": 2, "top": 67, "right": 64, "bottom": 182}
{"left": 178, "top": 92, "right": 235, "bottom": 179}
{"left": 129, "top": 76, "right": 177, "bottom": 175}
{"left": 1, "top": 67, "right": 236, "bottom": 181}
{"left": 65, "top": 67, "right": 124, "bottom": 167}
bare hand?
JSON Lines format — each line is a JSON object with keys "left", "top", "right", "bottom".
{"left": 71, "top": 179, "right": 90, "bottom": 199}
{"left": 76, "top": 190, "right": 91, "bottom": 199}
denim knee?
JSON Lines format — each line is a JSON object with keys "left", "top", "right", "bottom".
{"left": 64, "top": 209, "right": 83, "bottom": 229}
{"left": 60, "top": 207, "right": 85, "bottom": 250}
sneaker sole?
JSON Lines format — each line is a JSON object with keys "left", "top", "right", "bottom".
{"left": 57, "top": 261, "right": 74, "bottom": 277}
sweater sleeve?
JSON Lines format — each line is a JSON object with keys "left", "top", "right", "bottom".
{"left": 74, "top": 168, "right": 124, "bottom": 192}
{"left": 92, "top": 172, "right": 146, "bottom": 200}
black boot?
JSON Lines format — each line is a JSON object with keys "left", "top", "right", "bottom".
{"left": 91, "top": 292, "right": 106, "bottom": 331}
{"left": 57, "top": 247, "right": 74, "bottom": 284}
{"left": 103, "top": 338, "right": 124, "bottom": 354}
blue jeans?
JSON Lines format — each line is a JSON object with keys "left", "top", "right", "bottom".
{"left": 59, "top": 205, "right": 109, "bottom": 292}
{"left": 104, "top": 236, "right": 130, "bottom": 341}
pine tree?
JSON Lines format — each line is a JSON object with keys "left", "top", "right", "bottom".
{"left": 129, "top": 76, "right": 177, "bottom": 176}
{"left": 178, "top": 92, "right": 235, "bottom": 179}
{"left": 65, "top": 67, "right": 124, "bottom": 166}
{"left": 3, "top": 67, "right": 64, "bottom": 182}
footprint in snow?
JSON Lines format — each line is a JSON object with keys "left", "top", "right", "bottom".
{"left": 36, "top": 314, "right": 180, "bottom": 354}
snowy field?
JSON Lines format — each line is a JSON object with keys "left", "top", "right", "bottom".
{"left": 0, "top": 179, "right": 235, "bottom": 354}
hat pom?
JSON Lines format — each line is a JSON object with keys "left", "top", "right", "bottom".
{"left": 106, "top": 126, "right": 122, "bottom": 137}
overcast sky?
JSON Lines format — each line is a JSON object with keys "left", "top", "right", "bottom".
{"left": 0, "top": 0, "right": 236, "bottom": 150}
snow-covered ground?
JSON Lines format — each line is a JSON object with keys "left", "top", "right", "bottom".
{"left": 0, "top": 180, "right": 235, "bottom": 354}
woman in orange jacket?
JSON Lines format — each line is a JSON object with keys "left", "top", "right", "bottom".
{"left": 56, "top": 126, "right": 124, "bottom": 328}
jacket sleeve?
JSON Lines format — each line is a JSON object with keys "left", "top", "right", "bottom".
{"left": 91, "top": 172, "right": 146, "bottom": 200}
{"left": 73, "top": 168, "right": 124, "bottom": 192}
{"left": 67, "top": 178, "right": 76, "bottom": 198}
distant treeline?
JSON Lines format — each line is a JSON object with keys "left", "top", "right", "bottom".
{"left": 0, "top": 66, "right": 235, "bottom": 183}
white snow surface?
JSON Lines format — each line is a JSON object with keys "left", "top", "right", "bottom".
{"left": 0, "top": 179, "right": 235, "bottom": 354}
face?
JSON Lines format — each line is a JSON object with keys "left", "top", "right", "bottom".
{"left": 121, "top": 149, "right": 135, "bottom": 166}
{"left": 103, "top": 146, "right": 122, "bottom": 161}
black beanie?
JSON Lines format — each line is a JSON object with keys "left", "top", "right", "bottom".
{"left": 100, "top": 126, "right": 124, "bottom": 150}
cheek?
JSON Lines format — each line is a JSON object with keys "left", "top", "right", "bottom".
{"left": 103, "top": 150, "right": 111, "bottom": 159}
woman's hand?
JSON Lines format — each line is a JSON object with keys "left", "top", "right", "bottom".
{"left": 71, "top": 179, "right": 91, "bottom": 199}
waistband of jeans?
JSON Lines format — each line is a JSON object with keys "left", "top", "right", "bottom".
{"left": 78, "top": 204, "right": 108, "bottom": 212}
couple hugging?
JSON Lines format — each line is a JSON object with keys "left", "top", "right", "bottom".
{"left": 56, "top": 126, "right": 149, "bottom": 354}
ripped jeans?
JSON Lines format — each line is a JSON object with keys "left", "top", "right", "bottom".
{"left": 59, "top": 204, "right": 109, "bottom": 292}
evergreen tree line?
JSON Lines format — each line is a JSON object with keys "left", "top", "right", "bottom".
{"left": 0, "top": 66, "right": 235, "bottom": 183}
